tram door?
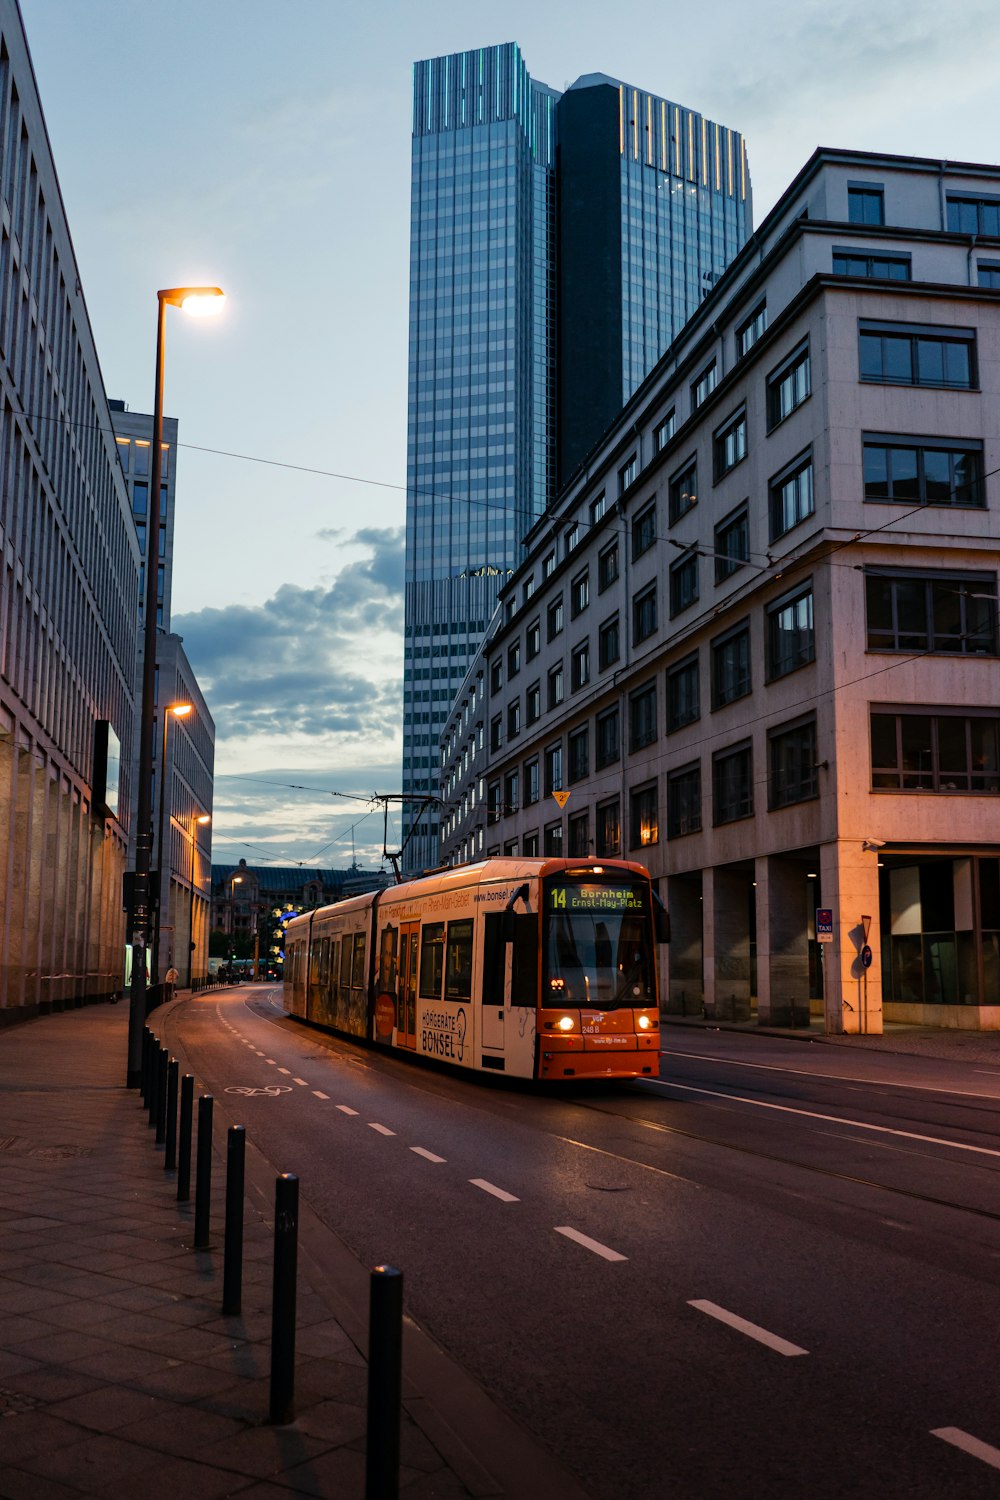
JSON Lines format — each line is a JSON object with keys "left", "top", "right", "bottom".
{"left": 397, "top": 922, "right": 419, "bottom": 1049}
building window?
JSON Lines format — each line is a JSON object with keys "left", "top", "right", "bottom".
{"left": 862, "top": 435, "right": 983, "bottom": 508}
{"left": 598, "top": 613, "right": 620, "bottom": 671}
{"left": 590, "top": 492, "right": 607, "bottom": 525}
{"left": 736, "top": 301, "right": 767, "bottom": 358}
{"left": 865, "top": 570, "right": 997, "bottom": 655}
{"left": 490, "top": 715, "right": 502, "bottom": 753}
{"left": 548, "top": 662, "right": 564, "bottom": 710}
{"left": 669, "top": 550, "right": 699, "bottom": 617}
{"left": 542, "top": 550, "right": 556, "bottom": 579}
{"left": 691, "top": 360, "right": 718, "bottom": 409}
{"left": 767, "top": 584, "right": 815, "bottom": 680}
{"left": 490, "top": 658, "right": 503, "bottom": 693}
{"left": 504, "top": 769, "right": 520, "bottom": 815}
{"left": 524, "top": 758, "right": 540, "bottom": 806}
{"left": 715, "top": 504, "right": 749, "bottom": 583}
{"left": 618, "top": 453, "right": 637, "bottom": 494}
{"left": 570, "top": 569, "right": 589, "bottom": 617}
{"left": 947, "top": 195, "right": 1000, "bottom": 236}
{"left": 769, "top": 717, "right": 819, "bottom": 808}
{"left": 523, "top": 831, "right": 539, "bottom": 856}
{"left": 669, "top": 459, "right": 697, "bottom": 524}
{"left": 507, "top": 699, "right": 521, "bottom": 740}
{"left": 667, "top": 764, "right": 701, "bottom": 837}
{"left": 503, "top": 839, "right": 519, "bottom": 857}
{"left": 571, "top": 639, "right": 590, "bottom": 691}
{"left": 598, "top": 539, "right": 619, "bottom": 592}
{"left": 713, "top": 742, "right": 754, "bottom": 824}
{"left": 568, "top": 726, "right": 589, "bottom": 783}
{"left": 487, "top": 781, "right": 501, "bottom": 825}
{"left": 596, "top": 799, "right": 621, "bottom": 856}
{"left": 507, "top": 640, "right": 521, "bottom": 678}
{"left": 565, "top": 524, "right": 579, "bottom": 553}
{"left": 633, "top": 583, "right": 657, "bottom": 645}
{"left": 667, "top": 653, "right": 699, "bottom": 732}
{"left": 848, "top": 182, "right": 884, "bottom": 225}
{"left": 544, "top": 821, "right": 564, "bottom": 857}
{"left": 653, "top": 409, "right": 676, "bottom": 451}
{"left": 766, "top": 341, "right": 810, "bottom": 430}
{"left": 629, "top": 681, "right": 657, "bottom": 752}
{"left": 523, "top": 575, "right": 536, "bottom": 604}
{"left": 769, "top": 451, "right": 814, "bottom": 541}
{"left": 833, "top": 248, "right": 911, "bottom": 280}
{"left": 547, "top": 597, "right": 564, "bottom": 641}
{"left": 871, "top": 709, "right": 1000, "bottom": 792}
{"left": 859, "top": 320, "right": 976, "bottom": 389}
{"left": 526, "top": 618, "right": 540, "bottom": 659}
{"left": 632, "top": 500, "right": 657, "bottom": 559}
{"left": 133, "top": 481, "right": 148, "bottom": 516}
{"left": 978, "top": 260, "right": 1000, "bottom": 289}
{"left": 630, "top": 783, "right": 659, "bottom": 848}
{"left": 712, "top": 623, "right": 751, "bottom": 708}
{"left": 568, "top": 810, "right": 590, "bottom": 857}
{"left": 544, "top": 742, "right": 563, "bottom": 796}
{"left": 526, "top": 680, "right": 541, "bottom": 724}
{"left": 596, "top": 706, "right": 620, "bottom": 769}
{"left": 713, "top": 408, "right": 747, "bottom": 481}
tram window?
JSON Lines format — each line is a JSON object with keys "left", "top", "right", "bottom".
{"left": 351, "top": 933, "right": 366, "bottom": 989}
{"left": 511, "top": 914, "right": 539, "bottom": 1002}
{"left": 318, "top": 938, "right": 329, "bottom": 988}
{"left": 445, "top": 920, "right": 474, "bottom": 1000}
{"left": 483, "top": 914, "right": 505, "bottom": 1005}
{"left": 340, "top": 936, "right": 353, "bottom": 991}
{"left": 419, "top": 923, "right": 445, "bottom": 998}
{"left": 379, "top": 926, "right": 398, "bottom": 990}
{"left": 330, "top": 939, "right": 340, "bottom": 1000}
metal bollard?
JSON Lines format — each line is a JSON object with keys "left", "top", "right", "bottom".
{"left": 222, "top": 1126, "right": 246, "bottom": 1316}
{"left": 365, "top": 1265, "right": 403, "bottom": 1500}
{"left": 164, "top": 1059, "right": 179, "bottom": 1170}
{"left": 147, "top": 1042, "right": 161, "bottom": 1128}
{"left": 193, "top": 1095, "right": 214, "bottom": 1250}
{"left": 177, "top": 1074, "right": 194, "bottom": 1202}
{"left": 269, "top": 1173, "right": 299, "bottom": 1425}
{"left": 155, "top": 1047, "right": 169, "bottom": 1145}
{"left": 141, "top": 1027, "right": 151, "bottom": 1104}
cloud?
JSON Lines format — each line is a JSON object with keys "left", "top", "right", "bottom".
{"left": 174, "top": 526, "right": 404, "bottom": 743}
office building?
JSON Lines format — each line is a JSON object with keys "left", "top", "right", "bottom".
{"left": 0, "top": 2, "right": 138, "bottom": 1019}
{"left": 403, "top": 43, "right": 751, "bottom": 872}
{"left": 440, "top": 147, "right": 1000, "bottom": 1033}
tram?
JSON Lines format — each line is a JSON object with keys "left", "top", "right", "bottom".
{"left": 282, "top": 856, "right": 669, "bottom": 1082}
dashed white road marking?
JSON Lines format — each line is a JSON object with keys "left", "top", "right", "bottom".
{"left": 277, "top": 1068, "right": 291, "bottom": 1076}
{"left": 554, "top": 1226, "right": 627, "bottom": 1262}
{"left": 293, "top": 1077, "right": 308, "bottom": 1086}
{"left": 470, "top": 1178, "right": 519, "bottom": 1203}
{"left": 689, "top": 1300, "right": 807, "bottom": 1356}
{"left": 313, "top": 1091, "right": 330, "bottom": 1100}
{"left": 931, "top": 1428, "right": 1000, "bottom": 1471}
{"left": 265, "top": 1059, "right": 276, "bottom": 1066}
{"left": 369, "top": 1123, "right": 396, "bottom": 1136}
{"left": 336, "top": 1104, "right": 359, "bottom": 1116}
{"left": 255, "top": 1051, "right": 265, "bottom": 1056}
{"left": 411, "top": 1147, "right": 446, "bottom": 1163}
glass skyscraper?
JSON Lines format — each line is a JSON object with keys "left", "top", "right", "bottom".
{"left": 402, "top": 44, "right": 751, "bottom": 872}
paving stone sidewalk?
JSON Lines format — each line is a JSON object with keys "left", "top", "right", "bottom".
{"left": 0, "top": 1002, "right": 588, "bottom": 1499}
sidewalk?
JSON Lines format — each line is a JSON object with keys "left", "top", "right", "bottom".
{"left": 663, "top": 1010, "right": 1000, "bottom": 1064}
{"left": 0, "top": 1001, "right": 590, "bottom": 1499}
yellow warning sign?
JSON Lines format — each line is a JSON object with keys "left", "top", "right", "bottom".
{"left": 552, "top": 790, "right": 571, "bottom": 809}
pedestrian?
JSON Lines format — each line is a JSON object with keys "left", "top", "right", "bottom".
{"left": 165, "top": 965, "right": 179, "bottom": 1002}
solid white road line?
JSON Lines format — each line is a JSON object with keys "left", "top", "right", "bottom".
{"left": 369, "top": 1123, "right": 396, "bottom": 1136}
{"left": 660, "top": 1048, "right": 1000, "bottom": 1103}
{"left": 689, "top": 1299, "right": 807, "bottom": 1356}
{"left": 652, "top": 1079, "right": 1000, "bottom": 1160}
{"left": 336, "top": 1104, "right": 359, "bottom": 1116}
{"left": 293, "top": 1077, "right": 308, "bottom": 1086}
{"left": 931, "top": 1427, "right": 1000, "bottom": 1471}
{"left": 313, "top": 1091, "right": 330, "bottom": 1100}
{"left": 411, "top": 1147, "right": 446, "bottom": 1163}
{"left": 470, "top": 1178, "right": 520, "bottom": 1203}
{"left": 554, "top": 1226, "right": 627, "bottom": 1262}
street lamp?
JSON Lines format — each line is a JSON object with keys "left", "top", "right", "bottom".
{"left": 186, "top": 813, "right": 211, "bottom": 989}
{"left": 127, "top": 285, "right": 225, "bottom": 1087}
{"left": 152, "top": 700, "right": 193, "bottom": 988}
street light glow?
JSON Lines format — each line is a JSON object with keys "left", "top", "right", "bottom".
{"left": 181, "top": 290, "right": 225, "bottom": 317}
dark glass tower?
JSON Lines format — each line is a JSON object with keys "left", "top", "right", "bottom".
{"left": 402, "top": 46, "right": 751, "bottom": 872}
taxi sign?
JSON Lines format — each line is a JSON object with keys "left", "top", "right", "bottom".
{"left": 816, "top": 907, "right": 834, "bottom": 944}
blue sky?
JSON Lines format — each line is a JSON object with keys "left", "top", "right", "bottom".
{"left": 18, "top": 0, "right": 1000, "bottom": 869}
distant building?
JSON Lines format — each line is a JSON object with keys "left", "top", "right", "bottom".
{"left": 0, "top": 1, "right": 138, "bottom": 1020}
{"left": 402, "top": 44, "right": 752, "bottom": 873}
{"left": 440, "top": 147, "right": 1000, "bottom": 1033}
{"left": 109, "top": 402, "right": 216, "bottom": 991}
{"left": 211, "top": 860, "right": 393, "bottom": 970}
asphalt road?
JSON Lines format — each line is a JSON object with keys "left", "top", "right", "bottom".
{"left": 162, "top": 988, "right": 1000, "bottom": 1500}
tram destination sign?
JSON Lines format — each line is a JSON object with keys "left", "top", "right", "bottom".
{"left": 549, "top": 883, "right": 647, "bottom": 914}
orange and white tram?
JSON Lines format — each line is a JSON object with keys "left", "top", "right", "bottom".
{"left": 282, "top": 856, "right": 668, "bottom": 1082}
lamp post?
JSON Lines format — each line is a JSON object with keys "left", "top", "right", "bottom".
{"left": 126, "top": 285, "right": 225, "bottom": 1087}
{"left": 152, "top": 701, "right": 192, "bottom": 989}
{"left": 186, "top": 813, "right": 211, "bottom": 989}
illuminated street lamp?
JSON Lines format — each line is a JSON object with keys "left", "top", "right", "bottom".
{"left": 152, "top": 701, "right": 192, "bottom": 986}
{"left": 186, "top": 813, "right": 211, "bottom": 989}
{"left": 126, "top": 286, "right": 225, "bottom": 1088}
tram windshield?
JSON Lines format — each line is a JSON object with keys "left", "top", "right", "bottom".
{"left": 543, "top": 878, "right": 654, "bottom": 1009}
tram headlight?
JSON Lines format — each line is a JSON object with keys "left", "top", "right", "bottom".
{"left": 557, "top": 1015, "right": 575, "bottom": 1032}
{"left": 637, "top": 1014, "right": 652, "bottom": 1029}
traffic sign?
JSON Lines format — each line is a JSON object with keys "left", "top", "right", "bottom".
{"left": 553, "top": 790, "right": 571, "bottom": 809}
{"left": 816, "top": 907, "right": 834, "bottom": 943}
{"left": 861, "top": 944, "right": 873, "bottom": 969}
